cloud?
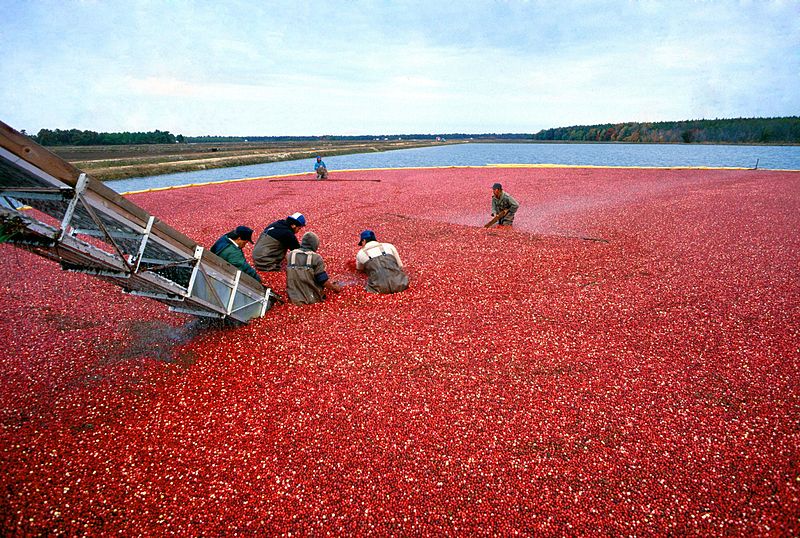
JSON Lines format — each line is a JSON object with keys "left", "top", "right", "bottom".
{"left": 3, "top": 0, "right": 798, "bottom": 135}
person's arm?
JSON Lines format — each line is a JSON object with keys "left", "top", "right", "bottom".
{"left": 241, "top": 259, "right": 262, "bottom": 282}
{"left": 355, "top": 248, "right": 368, "bottom": 271}
{"left": 277, "top": 227, "right": 301, "bottom": 250}
{"left": 507, "top": 194, "right": 520, "bottom": 215}
{"left": 323, "top": 279, "right": 342, "bottom": 292}
{"left": 231, "top": 248, "right": 262, "bottom": 282}
{"left": 314, "top": 256, "right": 341, "bottom": 292}
{"left": 387, "top": 244, "right": 404, "bottom": 268}
{"left": 220, "top": 244, "right": 262, "bottom": 283}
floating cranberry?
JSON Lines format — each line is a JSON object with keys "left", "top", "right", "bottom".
{"left": 0, "top": 167, "right": 798, "bottom": 535}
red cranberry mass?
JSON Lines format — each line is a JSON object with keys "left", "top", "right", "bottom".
{"left": 1, "top": 166, "right": 798, "bottom": 535}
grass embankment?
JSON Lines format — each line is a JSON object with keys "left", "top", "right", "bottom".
{"left": 51, "top": 139, "right": 465, "bottom": 181}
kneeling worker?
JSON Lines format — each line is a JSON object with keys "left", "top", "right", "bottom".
{"left": 314, "top": 156, "right": 328, "bottom": 180}
{"left": 253, "top": 212, "right": 306, "bottom": 272}
{"left": 355, "top": 230, "right": 409, "bottom": 294}
{"left": 210, "top": 226, "right": 262, "bottom": 283}
{"left": 286, "top": 232, "right": 342, "bottom": 305}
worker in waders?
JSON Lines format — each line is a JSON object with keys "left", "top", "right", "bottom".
{"left": 253, "top": 212, "right": 306, "bottom": 272}
{"left": 285, "top": 232, "right": 342, "bottom": 305}
{"left": 355, "top": 230, "right": 409, "bottom": 294}
{"left": 314, "top": 156, "right": 328, "bottom": 180}
{"left": 209, "top": 225, "right": 262, "bottom": 283}
{"left": 491, "top": 182, "right": 519, "bottom": 226}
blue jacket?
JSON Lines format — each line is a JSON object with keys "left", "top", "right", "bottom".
{"left": 252, "top": 219, "right": 302, "bottom": 271}
{"left": 261, "top": 219, "right": 300, "bottom": 250}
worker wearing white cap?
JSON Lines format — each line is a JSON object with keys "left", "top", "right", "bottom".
{"left": 253, "top": 212, "right": 307, "bottom": 272}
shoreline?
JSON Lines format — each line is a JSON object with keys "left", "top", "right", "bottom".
{"left": 52, "top": 139, "right": 467, "bottom": 181}
{"left": 51, "top": 138, "right": 800, "bottom": 181}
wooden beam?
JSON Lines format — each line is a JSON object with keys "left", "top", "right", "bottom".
{"left": 0, "top": 121, "right": 83, "bottom": 186}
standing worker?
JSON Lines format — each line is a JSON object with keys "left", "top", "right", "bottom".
{"left": 355, "top": 230, "right": 409, "bottom": 294}
{"left": 314, "top": 156, "right": 328, "bottom": 180}
{"left": 285, "top": 232, "right": 342, "bottom": 304}
{"left": 210, "top": 226, "right": 262, "bottom": 283}
{"left": 253, "top": 212, "right": 306, "bottom": 272}
{"left": 490, "top": 182, "right": 520, "bottom": 227}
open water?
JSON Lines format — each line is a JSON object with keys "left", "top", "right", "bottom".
{"left": 108, "top": 142, "right": 800, "bottom": 193}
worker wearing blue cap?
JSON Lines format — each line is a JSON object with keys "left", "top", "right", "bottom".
{"left": 355, "top": 229, "right": 409, "bottom": 294}
{"left": 210, "top": 225, "right": 262, "bottom": 282}
{"left": 314, "top": 156, "right": 328, "bottom": 180}
{"left": 253, "top": 212, "right": 307, "bottom": 271}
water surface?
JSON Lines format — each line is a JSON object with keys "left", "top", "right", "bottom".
{"left": 109, "top": 142, "right": 800, "bottom": 193}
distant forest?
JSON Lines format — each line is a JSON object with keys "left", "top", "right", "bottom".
{"left": 28, "top": 131, "right": 532, "bottom": 145}
{"left": 31, "top": 128, "right": 183, "bottom": 146}
{"left": 531, "top": 117, "right": 800, "bottom": 144}
{"left": 28, "top": 116, "right": 799, "bottom": 146}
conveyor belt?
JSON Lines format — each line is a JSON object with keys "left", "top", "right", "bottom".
{"left": 0, "top": 121, "right": 274, "bottom": 323}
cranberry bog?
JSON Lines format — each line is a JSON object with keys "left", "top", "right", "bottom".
{"left": 1, "top": 166, "right": 798, "bottom": 535}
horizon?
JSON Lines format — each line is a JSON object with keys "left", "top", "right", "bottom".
{"left": 3, "top": 1, "right": 798, "bottom": 137}
{"left": 25, "top": 115, "right": 798, "bottom": 140}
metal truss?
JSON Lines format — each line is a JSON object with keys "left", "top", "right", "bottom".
{"left": 0, "top": 121, "right": 274, "bottom": 323}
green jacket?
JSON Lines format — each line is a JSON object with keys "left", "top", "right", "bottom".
{"left": 213, "top": 238, "right": 261, "bottom": 282}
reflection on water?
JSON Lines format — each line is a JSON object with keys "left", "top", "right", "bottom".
{"left": 108, "top": 142, "right": 800, "bottom": 193}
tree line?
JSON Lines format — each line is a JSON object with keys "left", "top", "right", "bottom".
{"left": 31, "top": 128, "right": 184, "bottom": 146}
{"left": 531, "top": 117, "right": 800, "bottom": 144}
{"left": 27, "top": 117, "right": 800, "bottom": 146}
{"left": 28, "top": 129, "right": 527, "bottom": 145}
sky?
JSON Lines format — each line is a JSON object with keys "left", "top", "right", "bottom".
{"left": 1, "top": 0, "right": 798, "bottom": 136}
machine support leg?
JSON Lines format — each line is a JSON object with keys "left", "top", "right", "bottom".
{"left": 58, "top": 173, "right": 88, "bottom": 241}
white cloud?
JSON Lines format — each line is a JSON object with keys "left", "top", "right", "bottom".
{"left": 2, "top": 0, "right": 798, "bottom": 135}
